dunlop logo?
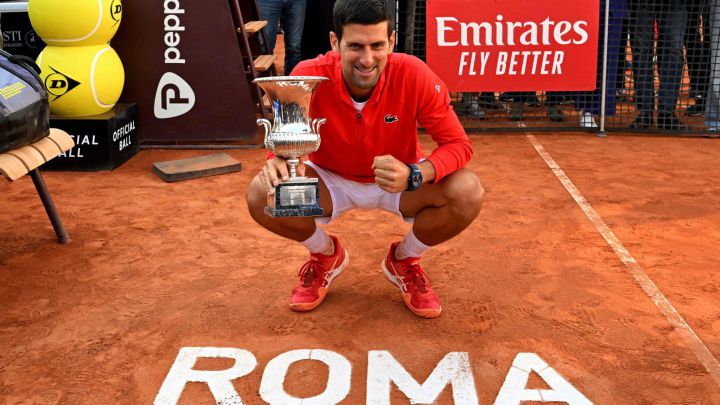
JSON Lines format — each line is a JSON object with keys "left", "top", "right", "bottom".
{"left": 44, "top": 66, "right": 81, "bottom": 101}
{"left": 110, "top": 0, "right": 123, "bottom": 25}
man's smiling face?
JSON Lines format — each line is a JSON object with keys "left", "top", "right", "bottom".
{"left": 331, "top": 22, "right": 395, "bottom": 101}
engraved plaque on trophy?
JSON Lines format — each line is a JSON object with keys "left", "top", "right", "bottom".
{"left": 254, "top": 76, "right": 328, "bottom": 217}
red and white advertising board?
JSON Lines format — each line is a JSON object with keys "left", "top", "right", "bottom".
{"left": 426, "top": 0, "right": 600, "bottom": 91}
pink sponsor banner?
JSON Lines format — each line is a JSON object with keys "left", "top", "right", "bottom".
{"left": 426, "top": 0, "right": 600, "bottom": 92}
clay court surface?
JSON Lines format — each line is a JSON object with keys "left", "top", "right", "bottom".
{"left": 1, "top": 133, "right": 720, "bottom": 403}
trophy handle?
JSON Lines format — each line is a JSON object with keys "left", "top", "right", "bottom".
{"left": 311, "top": 118, "right": 326, "bottom": 134}
{"left": 257, "top": 118, "right": 272, "bottom": 149}
{"left": 311, "top": 118, "right": 326, "bottom": 150}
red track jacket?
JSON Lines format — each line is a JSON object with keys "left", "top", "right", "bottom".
{"left": 281, "top": 51, "right": 473, "bottom": 183}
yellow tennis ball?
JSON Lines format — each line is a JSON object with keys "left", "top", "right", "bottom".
{"left": 36, "top": 45, "right": 125, "bottom": 117}
{"left": 29, "top": 0, "right": 123, "bottom": 46}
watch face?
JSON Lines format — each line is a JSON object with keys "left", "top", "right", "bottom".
{"left": 411, "top": 171, "right": 422, "bottom": 187}
{"left": 407, "top": 164, "right": 422, "bottom": 191}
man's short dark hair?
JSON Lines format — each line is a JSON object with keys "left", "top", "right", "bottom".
{"left": 333, "top": 0, "right": 394, "bottom": 42}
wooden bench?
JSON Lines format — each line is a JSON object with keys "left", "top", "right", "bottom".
{"left": 0, "top": 128, "right": 75, "bottom": 243}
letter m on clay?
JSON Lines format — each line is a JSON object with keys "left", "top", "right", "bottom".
{"left": 366, "top": 351, "right": 479, "bottom": 404}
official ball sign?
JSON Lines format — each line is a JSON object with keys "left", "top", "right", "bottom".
{"left": 44, "top": 103, "right": 139, "bottom": 171}
{"left": 426, "top": 0, "right": 600, "bottom": 92}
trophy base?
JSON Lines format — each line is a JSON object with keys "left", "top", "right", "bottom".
{"left": 265, "top": 177, "right": 324, "bottom": 218}
{"left": 264, "top": 206, "right": 325, "bottom": 218}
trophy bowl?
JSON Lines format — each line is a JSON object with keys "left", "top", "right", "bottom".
{"left": 253, "top": 76, "right": 328, "bottom": 217}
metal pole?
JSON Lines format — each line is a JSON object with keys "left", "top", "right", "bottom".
{"left": 599, "top": 0, "right": 611, "bottom": 137}
{"left": 30, "top": 169, "right": 70, "bottom": 244}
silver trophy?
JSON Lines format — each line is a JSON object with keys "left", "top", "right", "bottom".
{"left": 254, "top": 76, "right": 328, "bottom": 217}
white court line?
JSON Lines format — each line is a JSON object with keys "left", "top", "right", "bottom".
{"left": 525, "top": 133, "right": 720, "bottom": 387}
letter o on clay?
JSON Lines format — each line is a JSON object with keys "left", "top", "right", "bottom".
{"left": 259, "top": 349, "right": 351, "bottom": 405}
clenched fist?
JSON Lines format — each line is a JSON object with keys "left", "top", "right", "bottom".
{"left": 372, "top": 155, "right": 410, "bottom": 193}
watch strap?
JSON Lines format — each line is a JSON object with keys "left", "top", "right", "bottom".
{"left": 406, "top": 163, "right": 422, "bottom": 191}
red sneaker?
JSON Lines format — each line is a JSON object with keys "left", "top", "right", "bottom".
{"left": 381, "top": 242, "right": 442, "bottom": 318}
{"left": 289, "top": 235, "right": 349, "bottom": 312}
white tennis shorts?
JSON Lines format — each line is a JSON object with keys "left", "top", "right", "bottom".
{"left": 305, "top": 161, "right": 408, "bottom": 224}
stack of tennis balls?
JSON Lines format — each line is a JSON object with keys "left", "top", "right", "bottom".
{"left": 29, "top": 0, "right": 125, "bottom": 117}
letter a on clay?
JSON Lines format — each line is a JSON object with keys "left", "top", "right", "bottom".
{"left": 494, "top": 353, "right": 592, "bottom": 405}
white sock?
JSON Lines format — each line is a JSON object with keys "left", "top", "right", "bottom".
{"left": 395, "top": 230, "right": 431, "bottom": 260}
{"left": 300, "top": 227, "right": 332, "bottom": 254}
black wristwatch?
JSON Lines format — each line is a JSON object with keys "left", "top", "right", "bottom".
{"left": 406, "top": 163, "right": 423, "bottom": 191}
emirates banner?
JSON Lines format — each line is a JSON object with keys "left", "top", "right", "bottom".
{"left": 426, "top": 0, "right": 600, "bottom": 92}
{"left": 112, "top": 0, "right": 258, "bottom": 142}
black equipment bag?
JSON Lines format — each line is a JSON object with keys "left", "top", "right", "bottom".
{"left": 0, "top": 49, "right": 49, "bottom": 153}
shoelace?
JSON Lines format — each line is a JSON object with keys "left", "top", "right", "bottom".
{"left": 298, "top": 259, "right": 322, "bottom": 288}
{"left": 403, "top": 263, "right": 428, "bottom": 294}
